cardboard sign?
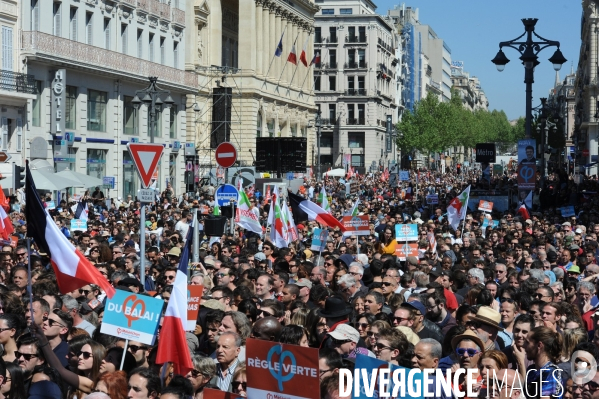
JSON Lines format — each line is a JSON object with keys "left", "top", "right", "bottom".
{"left": 203, "top": 388, "right": 243, "bottom": 399}
{"left": 395, "top": 224, "right": 418, "bottom": 242}
{"left": 426, "top": 194, "right": 438, "bottom": 205}
{"left": 341, "top": 215, "right": 370, "bottom": 235}
{"left": 395, "top": 242, "right": 419, "bottom": 260}
{"left": 246, "top": 338, "right": 320, "bottom": 399}
{"left": 478, "top": 200, "right": 493, "bottom": 212}
{"left": 70, "top": 219, "right": 87, "bottom": 231}
{"left": 101, "top": 290, "right": 163, "bottom": 345}
{"left": 399, "top": 170, "right": 410, "bottom": 181}
{"left": 482, "top": 219, "right": 499, "bottom": 230}
{"left": 310, "top": 228, "right": 328, "bottom": 252}
{"left": 186, "top": 285, "right": 204, "bottom": 331}
{"left": 352, "top": 354, "right": 425, "bottom": 399}
{"left": 560, "top": 206, "right": 575, "bottom": 217}
{"left": 517, "top": 164, "right": 536, "bottom": 190}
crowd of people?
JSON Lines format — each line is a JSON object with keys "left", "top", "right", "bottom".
{"left": 2, "top": 168, "right": 599, "bottom": 399}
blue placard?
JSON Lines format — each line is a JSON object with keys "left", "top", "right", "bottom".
{"left": 215, "top": 184, "right": 239, "bottom": 207}
{"left": 352, "top": 354, "right": 424, "bottom": 399}
{"left": 101, "top": 290, "right": 164, "bottom": 345}
{"left": 482, "top": 219, "right": 500, "bottom": 229}
{"left": 399, "top": 170, "right": 410, "bottom": 181}
{"left": 70, "top": 219, "right": 87, "bottom": 231}
{"left": 286, "top": 171, "right": 294, "bottom": 180}
{"left": 103, "top": 176, "right": 115, "bottom": 189}
{"left": 310, "top": 228, "right": 328, "bottom": 251}
{"left": 395, "top": 224, "right": 418, "bottom": 241}
{"left": 560, "top": 206, "right": 576, "bottom": 217}
{"left": 46, "top": 201, "right": 56, "bottom": 210}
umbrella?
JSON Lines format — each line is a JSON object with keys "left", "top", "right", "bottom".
{"left": 29, "top": 169, "right": 83, "bottom": 190}
{"left": 56, "top": 170, "right": 104, "bottom": 188}
{"left": 322, "top": 168, "right": 346, "bottom": 177}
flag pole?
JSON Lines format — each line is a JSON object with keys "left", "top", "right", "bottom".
{"left": 26, "top": 238, "right": 35, "bottom": 326}
{"left": 286, "top": 58, "right": 300, "bottom": 96}
{"left": 277, "top": 31, "right": 300, "bottom": 92}
{"left": 120, "top": 340, "right": 129, "bottom": 370}
{"left": 263, "top": 26, "right": 287, "bottom": 88}
{"left": 288, "top": 32, "right": 309, "bottom": 96}
{"left": 310, "top": 47, "right": 330, "bottom": 93}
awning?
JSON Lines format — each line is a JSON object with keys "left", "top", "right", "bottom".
{"left": 56, "top": 170, "right": 104, "bottom": 188}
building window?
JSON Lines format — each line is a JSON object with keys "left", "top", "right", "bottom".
{"left": 314, "top": 27, "right": 321, "bottom": 43}
{"left": 321, "top": 132, "right": 333, "bottom": 148}
{"left": 169, "top": 153, "right": 177, "bottom": 193}
{"left": 160, "top": 37, "right": 165, "bottom": 64}
{"left": 53, "top": 2, "right": 61, "bottom": 37}
{"left": 322, "top": 9, "right": 334, "bottom": 15}
{"left": 31, "top": 0, "right": 40, "bottom": 31}
{"left": 314, "top": 76, "right": 321, "bottom": 91}
{"left": 104, "top": 18, "right": 110, "bottom": 50}
{"left": 137, "top": 29, "right": 143, "bottom": 58}
{"left": 340, "top": 8, "right": 352, "bottom": 14}
{"left": 329, "top": 49, "right": 336, "bottom": 67}
{"left": 123, "top": 151, "right": 139, "bottom": 199}
{"left": 85, "top": 12, "right": 93, "bottom": 45}
{"left": 123, "top": 95, "right": 138, "bottom": 135}
{"left": 358, "top": 104, "right": 365, "bottom": 121}
{"left": 169, "top": 105, "right": 177, "bottom": 139}
{"left": 87, "top": 89, "right": 107, "bottom": 132}
{"left": 65, "top": 86, "right": 77, "bottom": 130}
{"left": 257, "top": 114, "right": 262, "bottom": 137}
{"left": 70, "top": 8, "right": 78, "bottom": 41}
{"left": 347, "top": 76, "right": 354, "bottom": 91}
{"left": 173, "top": 42, "right": 179, "bottom": 69}
{"left": 32, "top": 80, "right": 43, "bottom": 127}
{"left": 351, "top": 154, "right": 364, "bottom": 167}
{"left": 347, "top": 104, "right": 355, "bottom": 120}
{"left": 16, "top": 118, "right": 22, "bottom": 152}
{"left": 87, "top": 149, "right": 107, "bottom": 180}
{"left": 329, "top": 27, "right": 337, "bottom": 43}
{"left": 267, "top": 120, "right": 274, "bottom": 137}
{"left": 121, "top": 24, "right": 127, "bottom": 54}
{"left": 329, "top": 76, "right": 336, "bottom": 91}
{"left": 147, "top": 106, "right": 162, "bottom": 138}
{"left": 358, "top": 76, "right": 365, "bottom": 90}
{"left": 349, "top": 132, "right": 364, "bottom": 148}
{"left": 358, "top": 26, "right": 366, "bottom": 42}
{"left": 1, "top": 118, "right": 7, "bottom": 151}
{"left": 149, "top": 33, "right": 154, "bottom": 62}
{"left": 2, "top": 27, "right": 13, "bottom": 71}
{"left": 328, "top": 104, "right": 336, "bottom": 121}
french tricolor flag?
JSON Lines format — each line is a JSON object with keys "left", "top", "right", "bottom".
{"left": 24, "top": 163, "right": 115, "bottom": 298}
{"left": 288, "top": 191, "right": 345, "bottom": 231}
{"left": 0, "top": 206, "right": 14, "bottom": 240}
{"left": 156, "top": 227, "right": 193, "bottom": 375}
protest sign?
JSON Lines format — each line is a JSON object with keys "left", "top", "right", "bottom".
{"left": 426, "top": 194, "right": 438, "bottom": 205}
{"left": 478, "top": 200, "right": 493, "bottom": 212}
{"left": 310, "top": 228, "right": 328, "bottom": 252}
{"left": 70, "top": 219, "right": 87, "bottom": 231}
{"left": 395, "top": 224, "right": 418, "bottom": 241}
{"left": 399, "top": 170, "right": 410, "bottom": 181}
{"left": 352, "top": 354, "right": 424, "bottom": 399}
{"left": 560, "top": 206, "right": 576, "bottom": 217}
{"left": 395, "top": 243, "right": 419, "bottom": 260}
{"left": 101, "top": 290, "right": 163, "bottom": 345}
{"left": 246, "top": 338, "right": 320, "bottom": 399}
{"left": 187, "top": 285, "right": 204, "bottom": 331}
{"left": 518, "top": 139, "right": 537, "bottom": 164}
{"left": 341, "top": 215, "right": 370, "bottom": 235}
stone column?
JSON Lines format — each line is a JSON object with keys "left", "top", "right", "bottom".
{"left": 273, "top": 6, "right": 281, "bottom": 80}
{"left": 209, "top": 0, "right": 222, "bottom": 68}
{"left": 264, "top": 3, "right": 272, "bottom": 78}
{"left": 287, "top": 18, "right": 296, "bottom": 85}
{"left": 239, "top": 0, "right": 255, "bottom": 72}
{"left": 255, "top": 0, "right": 263, "bottom": 75}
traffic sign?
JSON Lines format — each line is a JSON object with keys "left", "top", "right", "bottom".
{"left": 215, "top": 184, "right": 239, "bottom": 207}
{"left": 138, "top": 188, "right": 155, "bottom": 203}
{"left": 127, "top": 143, "right": 164, "bottom": 188}
{"left": 215, "top": 142, "right": 237, "bottom": 168}
{"left": 0, "top": 152, "right": 11, "bottom": 163}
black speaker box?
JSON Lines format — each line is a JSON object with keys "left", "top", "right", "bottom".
{"left": 204, "top": 216, "right": 227, "bottom": 237}
{"left": 211, "top": 87, "right": 232, "bottom": 149}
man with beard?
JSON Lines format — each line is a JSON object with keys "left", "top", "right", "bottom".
{"left": 523, "top": 326, "right": 564, "bottom": 399}
{"left": 425, "top": 291, "right": 457, "bottom": 335}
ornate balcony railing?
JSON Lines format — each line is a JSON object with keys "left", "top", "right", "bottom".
{"left": 120, "top": 0, "right": 136, "bottom": 7}
{"left": 21, "top": 31, "right": 196, "bottom": 89}
{"left": 0, "top": 70, "right": 37, "bottom": 94}
{"left": 172, "top": 8, "right": 185, "bottom": 26}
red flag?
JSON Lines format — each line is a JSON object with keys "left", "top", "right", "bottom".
{"left": 310, "top": 52, "right": 320, "bottom": 66}
{"left": 288, "top": 44, "right": 297, "bottom": 65}
{"left": 517, "top": 203, "right": 530, "bottom": 220}
{"left": 0, "top": 207, "right": 13, "bottom": 240}
{"left": 299, "top": 39, "right": 308, "bottom": 67}
{"left": 0, "top": 185, "right": 8, "bottom": 212}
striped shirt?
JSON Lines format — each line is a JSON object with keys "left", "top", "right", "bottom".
{"left": 216, "top": 358, "right": 239, "bottom": 392}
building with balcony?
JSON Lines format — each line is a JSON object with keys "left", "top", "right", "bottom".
{"left": 574, "top": 0, "right": 598, "bottom": 175}
{"left": 20, "top": 0, "right": 195, "bottom": 198}
{"left": 185, "top": 0, "right": 319, "bottom": 176}
{"left": 313, "top": 0, "right": 399, "bottom": 173}
{"left": 451, "top": 61, "right": 489, "bottom": 112}
{"left": 548, "top": 69, "right": 576, "bottom": 152}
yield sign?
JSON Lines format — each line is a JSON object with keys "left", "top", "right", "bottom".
{"left": 215, "top": 142, "right": 237, "bottom": 168}
{"left": 127, "top": 143, "right": 164, "bottom": 188}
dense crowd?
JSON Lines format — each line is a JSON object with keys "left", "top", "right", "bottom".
{"left": 2, "top": 169, "right": 599, "bottom": 399}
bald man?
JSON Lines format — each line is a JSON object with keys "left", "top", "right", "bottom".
{"left": 490, "top": 369, "right": 522, "bottom": 399}
{"left": 249, "top": 317, "right": 282, "bottom": 342}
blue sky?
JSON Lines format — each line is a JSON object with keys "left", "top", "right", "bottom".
{"left": 376, "top": 0, "right": 581, "bottom": 120}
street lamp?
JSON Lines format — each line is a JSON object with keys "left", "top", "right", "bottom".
{"left": 131, "top": 77, "right": 175, "bottom": 143}
{"left": 315, "top": 110, "right": 322, "bottom": 182}
{"left": 491, "top": 18, "right": 567, "bottom": 138}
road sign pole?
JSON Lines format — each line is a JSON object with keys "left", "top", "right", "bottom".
{"left": 230, "top": 201, "right": 236, "bottom": 235}
{"left": 140, "top": 205, "right": 146, "bottom": 287}
{"left": 193, "top": 207, "right": 199, "bottom": 263}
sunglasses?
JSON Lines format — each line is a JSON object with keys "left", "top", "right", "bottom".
{"left": 232, "top": 381, "right": 247, "bottom": 391}
{"left": 393, "top": 316, "right": 410, "bottom": 323}
{"left": 190, "top": 369, "right": 206, "bottom": 378}
{"left": 166, "top": 275, "right": 176, "bottom": 280}
{"left": 47, "top": 319, "right": 65, "bottom": 328}
{"left": 352, "top": 323, "right": 369, "bottom": 330}
{"left": 259, "top": 310, "right": 273, "bottom": 317}
{"left": 373, "top": 343, "right": 393, "bottom": 351}
{"left": 79, "top": 289, "right": 90, "bottom": 295}
{"left": 15, "top": 351, "right": 38, "bottom": 361}
{"left": 456, "top": 348, "right": 480, "bottom": 357}
{"left": 381, "top": 282, "right": 393, "bottom": 287}
{"left": 78, "top": 351, "right": 93, "bottom": 359}
{"left": 128, "top": 345, "right": 148, "bottom": 353}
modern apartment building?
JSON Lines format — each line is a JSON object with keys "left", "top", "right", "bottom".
{"left": 314, "top": 0, "right": 399, "bottom": 173}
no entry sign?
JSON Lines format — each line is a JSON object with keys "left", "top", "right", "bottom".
{"left": 215, "top": 142, "right": 237, "bottom": 168}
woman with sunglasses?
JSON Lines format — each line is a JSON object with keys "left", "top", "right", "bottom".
{"left": 351, "top": 313, "right": 375, "bottom": 342}
{"left": 366, "top": 320, "right": 390, "bottom": 350}
{"left": 0, "top": 314, "right": 21, "bottom": 364}
{"left": 231, "top": 366, "right": 247, "bottom": 397}
{"left": 185, "top": 354, "right": 216, "bottom": 399}
{"left": 1, "top": 363, "right": 26, "bottom": 399}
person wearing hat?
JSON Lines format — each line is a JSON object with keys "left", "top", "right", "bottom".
{"left": 167, "top": 247, "right": 181, "bottom": 269}
{"left": 451, "top": 329, "right": 485, "bottom": 372}
{"left": 118, "top": 277, "right": 144, "bottom": 294}
{"left": 468, "top": 306, "right": 505, "bottom": 351}
{"left": 295, "top": 279, "right": 313, "bottom": 306}
{"left": 327, "top": 324, "right": 374, "bottom": 360}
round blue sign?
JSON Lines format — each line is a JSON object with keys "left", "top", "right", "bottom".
{"left": 215, "top": 184, "right": 239, "bottom": 207}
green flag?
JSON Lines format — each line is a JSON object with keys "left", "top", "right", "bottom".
{"left": 213, "top": 203, "right": 220, "bottom": 216}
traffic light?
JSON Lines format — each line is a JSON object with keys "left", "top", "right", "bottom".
{"left": 12, "top": 164, "right": 25, "bottom": 190}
